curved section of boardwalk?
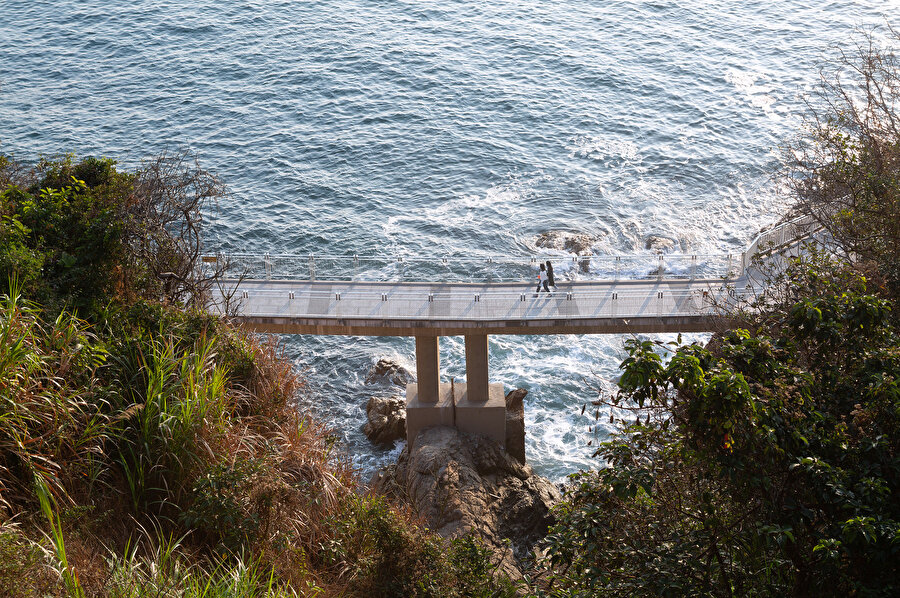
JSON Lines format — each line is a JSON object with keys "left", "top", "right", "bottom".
{"left": 211, "top": 278, "right": 746, "bottom": 335}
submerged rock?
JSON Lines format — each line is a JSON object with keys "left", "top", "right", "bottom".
{"left": 365, "top": 358, "right": 414, "bottom": 386}
{"left": 645, "top": 235, "right": 678, "bottom": 252}
{"left": 534, "top": 230, "right": 596, "bottom": 273}
{"left": 534, "top": 230, "right": 596, "bottom": 255}
{"left": 373, "top": 425, "right": 561, "bottom": 581}
{"left": 362, "top": 396, "right": 406, "bottom": 446}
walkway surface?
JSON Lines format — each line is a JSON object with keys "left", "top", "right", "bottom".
{"left": 210, "top": 278, "right": 744, "bottom": 335}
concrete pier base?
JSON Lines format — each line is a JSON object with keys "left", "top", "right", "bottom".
{"left": 464, "top": 335, "right": 490, "bottom": 401}
{"left": 405, "top": 382, "right": 455, "bottom": 448}
{"left": 414, "top": 336, "right": 441, "bottom": 402}
{"left": 453, "top": 382, "right": 506, "bottom": 448}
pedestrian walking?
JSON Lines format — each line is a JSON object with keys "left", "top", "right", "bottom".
{"left": 535, "top": 263, "right": 550, "bottom": 295}
{"left": 545, "top": 260, "right": 555, "bottom": 290}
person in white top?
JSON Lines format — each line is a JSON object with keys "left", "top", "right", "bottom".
{"left": 535, "top": 263, "right": 550, "bottom": 294}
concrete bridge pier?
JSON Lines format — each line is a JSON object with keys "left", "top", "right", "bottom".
{"left": 456, "top": 335, "right": 506, "bottom": 446}
{"left": 406, "top": 336, "right": 454, "bottom": 448}
{"left": 405, "top": 335, "right": 506, "bottom": 449}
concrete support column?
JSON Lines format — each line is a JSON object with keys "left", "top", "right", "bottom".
{"left": 464, "top": 335, "right": 490, "bottom": 402}
{"left": 457, "top": 334, "right": 506, "bottom": 447}
{"left": 407, "top": 336, "right": 453, "bottom": 448}
{"left": 415, "top": 336, "right": 440, "bottom": 402}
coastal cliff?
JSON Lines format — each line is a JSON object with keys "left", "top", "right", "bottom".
{"left": 367, "top": 387, "right": 561, "bottom": 582}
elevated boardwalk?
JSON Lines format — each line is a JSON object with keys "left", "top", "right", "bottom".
{"left": 206, "top": 216, "right": 817, "bottom": 449}
{"left": 211, "top": 278, "right": 741, "bottom": 336}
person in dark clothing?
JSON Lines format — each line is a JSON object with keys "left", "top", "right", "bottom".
{"left": 545, "top": 260, "right": 555, "bottom": 289}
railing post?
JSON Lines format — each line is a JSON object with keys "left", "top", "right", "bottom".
{"left": 725, "top": 254, "right": 732, "bottom": 280}
{"left": 264, "top": 252, "right": 271, "bottom": 280}
{"left": 657, "top": 254, "right": 664, "bottom": 281}
{"left": 308, "top": 255, "right": 316, "bottom": 281}
{"left": 353, "top": 254, "right": 359, "bottom": 278}
{"left": 690, "top": 255, "right": 697, "bottom": 280}
{"left": 615, "top": 256, "right": 620, "bottom": 281}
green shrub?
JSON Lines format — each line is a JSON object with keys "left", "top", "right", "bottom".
{"left": 0, "top": 526, "right": 48, "bottom": 597}
{"left": 180, "top": 459, "right": 266, "bottom": 553}
{"left": 317, "top": 493, "right": 516, "bottom": 598}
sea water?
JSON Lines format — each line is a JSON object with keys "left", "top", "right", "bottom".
{"left": 0, "top": 0, "right": 895, "bottom": 480}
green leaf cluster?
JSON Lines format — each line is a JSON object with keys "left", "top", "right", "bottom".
{"left": 543, "top": 259, "right": 900, "bottom": 597}
{"left": 0, "top": 154, "right": 136, "bottom": 313}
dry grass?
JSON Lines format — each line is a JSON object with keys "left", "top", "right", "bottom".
{"left": 0, "top": 284, "right": 512, "bottom": 597}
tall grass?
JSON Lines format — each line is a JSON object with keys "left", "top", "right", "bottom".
{"left": 0, "top": 282, "right": 512, "bottom": 597}
{"left": 35, "top": 475, "right": 84, "bottom": 598}
{"left": 0, "top": 282, "right": 107, "bottom": 510}
{"left": 116, "top": 332, "right": 230, "bottom": 513}
{"left": 102, "top": 531, "right": 309, "bottom": 598}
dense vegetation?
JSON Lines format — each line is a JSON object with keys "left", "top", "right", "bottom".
{"left": 539, "top": 29, "right": 900, "bottom": 597}
{"left": 0, "top": 152, "right": 515, "bottom": 597}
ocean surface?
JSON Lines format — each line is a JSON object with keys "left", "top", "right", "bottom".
{"left": 1, "top": 0, "right": 895, "bottom": 481}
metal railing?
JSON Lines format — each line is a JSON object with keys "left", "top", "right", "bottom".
{"left": 203, "top": 216, "right": 819, "bottom": 285}
{"left": 212, "top": 285, "right": 751, "bottom": 320}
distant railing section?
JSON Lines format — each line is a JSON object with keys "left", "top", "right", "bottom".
{"left": 204, "top": 252, "right": 745, "bottom": 283}
{"left": 203, "top": 216, "right": 819, "bottom": 284}
{"left": 743, "top": 214, "right": 819, "bottom": 262}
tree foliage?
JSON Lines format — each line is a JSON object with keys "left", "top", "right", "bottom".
{"left": 543, "top": 29, "right": 900, "bottom": 597}
{"left": 0, "top": 151, "right": 228, "bottom": 315}
{"left": 543, "top": 258, "right": 900, "bottom": 597}
{"left": 787, "top": 26, "right": 900, "bottom": 293}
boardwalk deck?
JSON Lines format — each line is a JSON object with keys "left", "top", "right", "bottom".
{"left": 210, "top": 277, "right": 748, "bottom": 336}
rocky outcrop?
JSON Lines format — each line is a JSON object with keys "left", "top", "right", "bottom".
{"left": 365, "top": 358, "right": 414, "bottom": 386}
{"left": 535, "top": 230, "right": 596, "bottom": 254}
{"left": 534, "top": 230, "right": 596, "bottom": 272}
{"left": 645, "top": 235, "right": 677, "bottom": 252}
{"left": 505, "top": 388, "right": 527, "bottom": 465}
{"left": 373, "top": 425, "right": 561, "bottom": 581}
{"left": 362, "top": 396, "right": 407, "bottom": 446}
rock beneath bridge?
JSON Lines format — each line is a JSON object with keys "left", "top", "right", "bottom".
{"left": 365, "top": 358, "right": 415, "bottom": 386}
{"left": 645, "top": 234, "right": 678, "bottom": 252}
{"left": 372, "top": 425, "right": 561, "bottom": 582}
{"left": 362, "top": 396, "right": 407, "bottom": 446}
{"left": 505, "top": 388, "right": 527, "bottom": 465}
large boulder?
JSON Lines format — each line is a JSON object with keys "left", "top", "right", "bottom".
{"left": 534, "top": 231, "right": 596, "bottom": 272}
{"left": 645, "top": 235, "right": 678, "bottom": 252}
{"left": 372, "top": 426, "right": 561, "bottom": 581}
{"left": 534, "top": 230, "right": 596, "bottom": 255}
{"left": 362, "top": 396, "right": 406, "bottom": 446}
{"left": 365, "top": 358, "right": 414, "bottom": 386}
{"left": 505, "top": 388, "right": 527, "bottom": 465}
